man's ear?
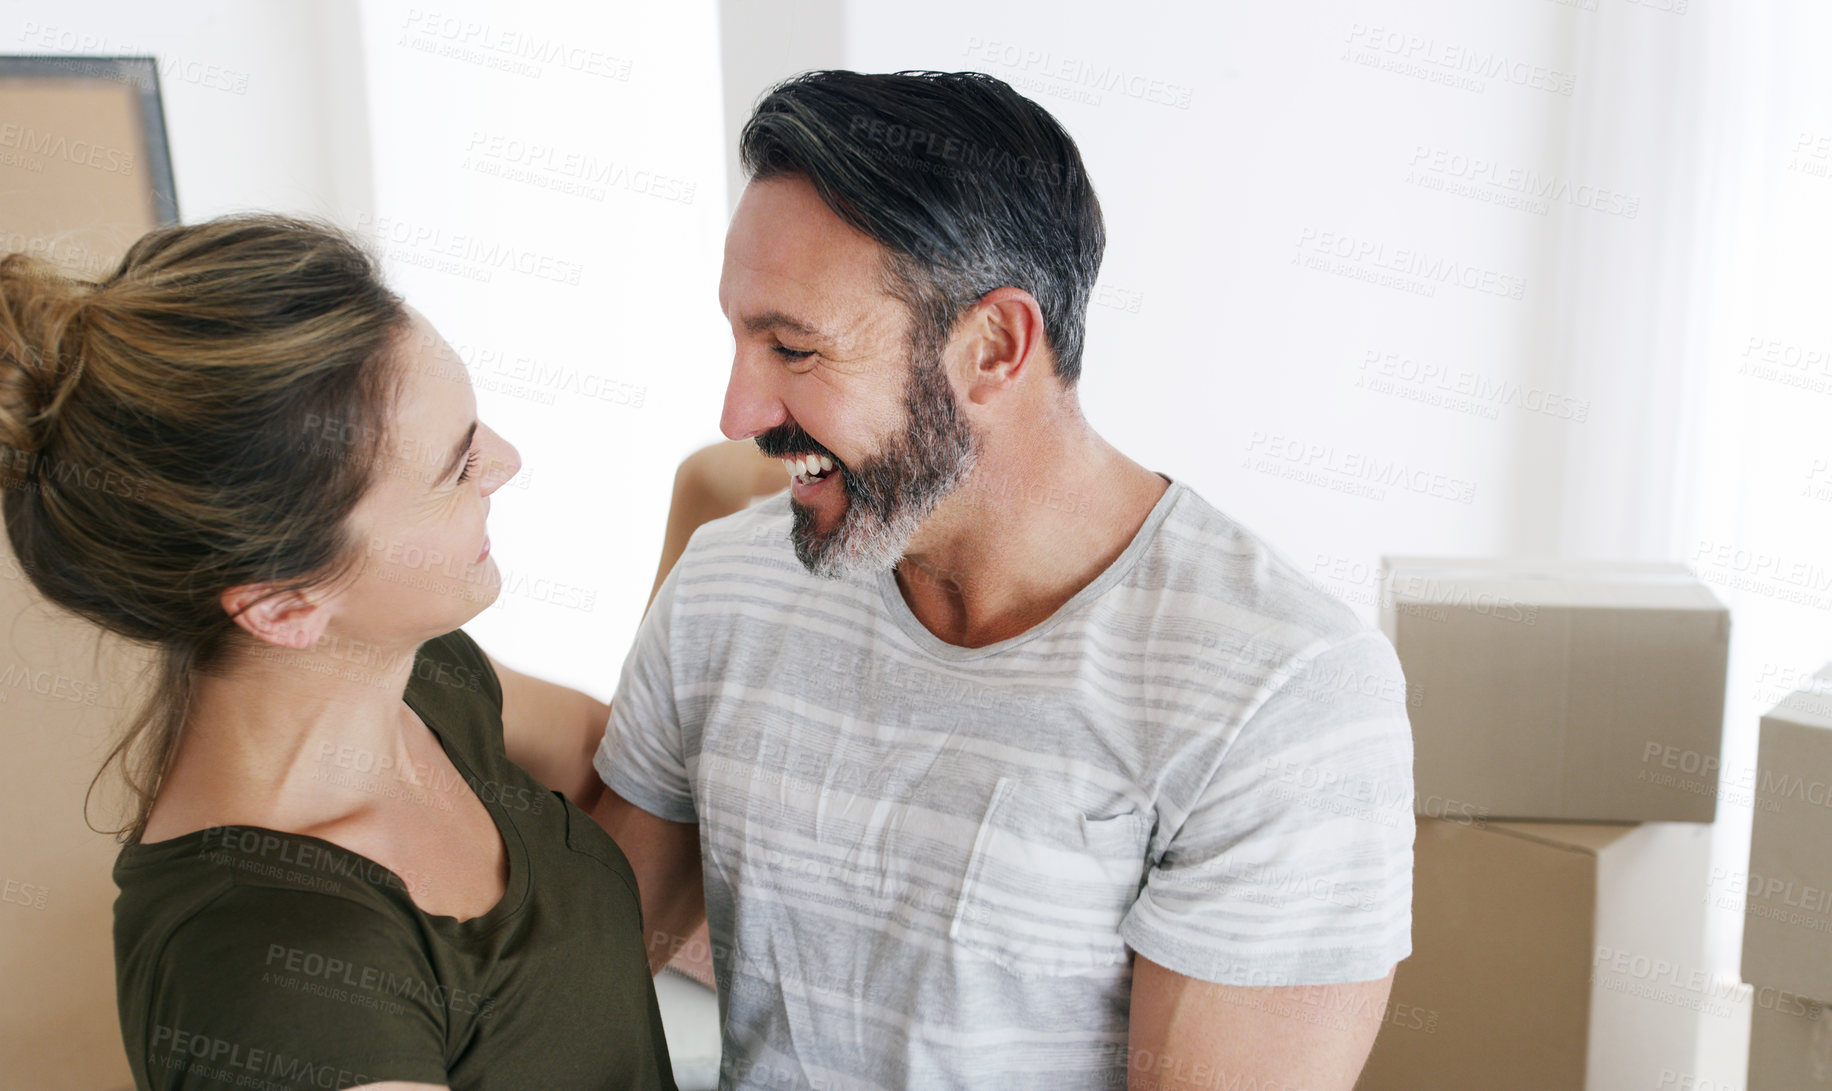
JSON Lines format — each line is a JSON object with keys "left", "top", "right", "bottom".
{"left": 958, "top": 287, "right": 1047, "bottom": 405}
{"left": 219, "top": 583, "right": 333, "bottom": 650}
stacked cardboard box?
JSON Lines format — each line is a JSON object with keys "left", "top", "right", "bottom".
{"left": 1357, "top": 558, "right": 1734, "bottom": 1091}
{"left": 1741, "top": 667, "right": 1832, "bottom": 1088}
{"left": 1380, "top": 557, "right": 1730, "bottom": 823}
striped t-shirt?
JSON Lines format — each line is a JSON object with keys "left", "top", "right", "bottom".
{"left": 597, "top": 476, "right": 1414, "bottom": 1090}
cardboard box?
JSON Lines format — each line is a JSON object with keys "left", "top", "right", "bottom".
{"left": 1380, "top": 557, "right": 1731, "bottom": 822}
{"left": 1741, "top": 665, "right": 1832, "bottom": 1001}
{"left": 1748, "top": 990, "right": 1832, "bottom": 1089}
{"left": 1359, "top": 817, "right": 1731, "bottom": 1091}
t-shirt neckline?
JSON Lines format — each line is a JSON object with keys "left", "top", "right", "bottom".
{"left": 874, "top": 474, "right": 1184, "bottom": 662}
{"left": 400, "top": 681, "right": 532, "bottom": 932}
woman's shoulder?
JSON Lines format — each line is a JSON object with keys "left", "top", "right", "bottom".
{"left": 408, "top": 628, "right": 503, "bottom": 711}
{"left": 116, "top": 825, "right": 423, "bottom": 932}
{"left": 405, "top": 627, "right": 509, "bottom": 772}
{"left": 117, "top": 869, "right": 451, "bottom": 1088}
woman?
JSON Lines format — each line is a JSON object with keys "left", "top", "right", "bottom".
{"left": 0, "top": 214, "right": 674, "bottom": 1090}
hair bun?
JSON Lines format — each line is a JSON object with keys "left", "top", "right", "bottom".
{"left": 0, "top": 252, "right": 92, "bottom": 486}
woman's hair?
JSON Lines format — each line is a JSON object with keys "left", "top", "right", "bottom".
{"left": 0, "top": 214, "right": 410, "bottom": 839}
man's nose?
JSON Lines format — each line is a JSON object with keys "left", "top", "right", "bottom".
{"left": 720, "top": 349, "right": 787, "bottom": 440}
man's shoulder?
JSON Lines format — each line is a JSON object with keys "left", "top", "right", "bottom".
{"left": 1145, "top": 485, "right": 1411, "bottom": 749}
{"left": 1142, "top": 482, "right": 1367, "bottom": 647}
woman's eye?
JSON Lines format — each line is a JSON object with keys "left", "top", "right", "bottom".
{"left": 455, "top": 448, "right": 481, "bottom": 483}
{"left": 773, "top": 346, "right": 815, "bottom": 362}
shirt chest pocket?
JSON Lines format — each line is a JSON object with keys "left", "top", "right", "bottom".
{"left": 949, "top": 776, "right": 1151, "bottom": 978}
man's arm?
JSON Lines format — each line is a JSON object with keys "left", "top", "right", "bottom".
{"left": 1118, "top": 630, "right": 1414, "bottom": 1089}
{"left": 488, "top": 653, "right": 610, "bottom": 812}
{"left": 1127, "top": 956, "right": 1395, "bottom": 1090}
{"left": 591, "top": 787, "right": 705, "bottom": 975}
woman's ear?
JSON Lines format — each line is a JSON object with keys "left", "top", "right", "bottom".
{"left": 219, "top": 583, "right": 333, "bottom": 650}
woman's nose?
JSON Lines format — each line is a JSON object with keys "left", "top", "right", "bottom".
{"left": 477, "top": 427, "right": 522, "bottom": 495}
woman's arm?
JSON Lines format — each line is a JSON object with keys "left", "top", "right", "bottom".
{"left": 648, "top": 439, "right": 788, "bottom": 604}
{"left": 488, "top": 653, "right": 611, "bottom": 811}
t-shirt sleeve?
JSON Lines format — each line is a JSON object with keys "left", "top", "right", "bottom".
{"left": 139, "top": 887, "right": 449, "bottom": 1089}
{"left": 1120, "top": 627, "right": 1415, "bottom": 987}
{"left": 594, "top": 561, "right": 696, "bottom": 824}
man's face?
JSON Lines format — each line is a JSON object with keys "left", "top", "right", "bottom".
{"left": 718, "top": 175, "right": 977, "bottom": 579}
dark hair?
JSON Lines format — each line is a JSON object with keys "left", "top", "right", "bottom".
{"left": 0, "top": 213, "right": 410, "bottom": 837}
{"left": 739, "top": 69, "right": 1105, "bottom": 383}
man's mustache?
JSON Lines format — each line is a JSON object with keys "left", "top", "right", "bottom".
{"left": 754, "top": 424, "right": 841, "bottom": 464}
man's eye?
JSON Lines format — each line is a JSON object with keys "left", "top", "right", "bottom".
{"left": 773, "top": 346, "right": 815, "bottom": 362}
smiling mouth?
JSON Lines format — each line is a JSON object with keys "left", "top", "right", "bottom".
{"left": 780, "top": 453, "right": 836, "bottom": 487}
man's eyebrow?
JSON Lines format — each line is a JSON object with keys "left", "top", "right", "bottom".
{"left": 437, "top": 421, "right": 479, "bottom": 482}
{"left": 743, "top": 311, "right": 830, "bottom": 341}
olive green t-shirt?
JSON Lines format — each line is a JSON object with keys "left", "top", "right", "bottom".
{"left": 113, "top": 629, "right": 676, "bottom": 1090}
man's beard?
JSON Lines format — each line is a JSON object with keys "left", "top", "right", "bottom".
{"left": 755, "top": 341, "right": 978, "bottom": 581}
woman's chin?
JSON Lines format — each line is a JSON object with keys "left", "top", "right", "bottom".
{"left": 455, "top": 556, "right": 503, "bottom": 609}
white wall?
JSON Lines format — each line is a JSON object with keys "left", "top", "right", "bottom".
{"left": 354, "top": 0, "right": 731, "bottom": 694}
{"left": 1683, "top": 0, "right": 1832, "bottom": 1059}
{"left": 8, "top": 1, "right": 374, "bottom": 221}
{"left": 834, "top": 0, "right": 1635, "bottom": 612}
{"left": 718, "top": 0, "right": 844, "bottom": 215}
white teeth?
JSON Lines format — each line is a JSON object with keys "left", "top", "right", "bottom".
{"left": 778, "top": 455, "right": 832, "bottom": 484}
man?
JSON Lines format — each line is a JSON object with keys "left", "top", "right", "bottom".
{"left": 593, "top": 70, "right": 1414, "bottom": 1090}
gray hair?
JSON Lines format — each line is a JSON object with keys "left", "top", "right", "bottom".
{"left": 739, "top": 69, "right": 1106, "bottom": 383}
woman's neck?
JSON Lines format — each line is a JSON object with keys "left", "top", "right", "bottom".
{"left": 139, "top": 641, "right": 426, "bottom": 842}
